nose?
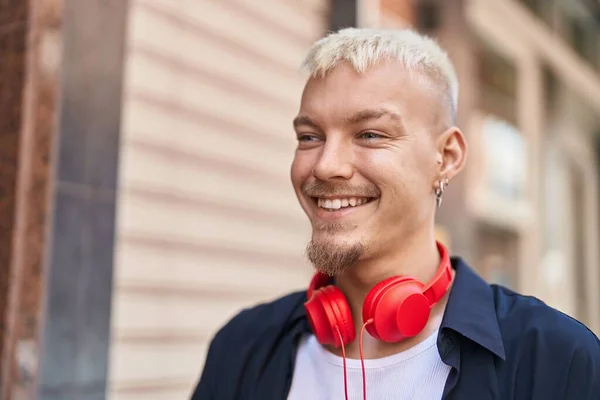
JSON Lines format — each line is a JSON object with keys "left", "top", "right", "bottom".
{"left": 312, "top": 139, "right": 353, "bottom": 181}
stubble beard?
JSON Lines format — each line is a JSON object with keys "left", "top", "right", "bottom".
{"left": 299, "top": 180, "right": 379, "bottom": 276}
{"left": 305, "top": 220, "right": 365, "bottom": 276}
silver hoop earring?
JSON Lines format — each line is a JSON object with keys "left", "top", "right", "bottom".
{"left": 435, "top": 178, "right": 449, "bottom": 208}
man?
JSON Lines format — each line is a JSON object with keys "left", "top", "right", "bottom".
{"left": 192, "top": 28, "right": 600, "bottom": 400}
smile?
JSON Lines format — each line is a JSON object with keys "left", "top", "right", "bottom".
{"left": 314, "top": 196, "right": 376, "bottom": 211}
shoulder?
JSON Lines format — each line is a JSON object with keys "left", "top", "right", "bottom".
{"left": 192, "top": 292, "right": 305, "bottom": 400}
{"left": 191, "top": 290, "right": 307, "bottom": 398}
{"left": 490, "top": 285, "right": 600, "bottom": 397}
{"left": 491, "top": 284, "right": 600, "bottom": 363}
{"left": 210, "top": 289, "right": 307, "bottom": 348}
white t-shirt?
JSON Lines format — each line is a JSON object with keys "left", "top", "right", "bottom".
{"left": 287, "top": 329, "right": 451, "bottom": 400}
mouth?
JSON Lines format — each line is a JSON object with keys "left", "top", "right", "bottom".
{"left": 308, "top": 196, "right": 378, "bottom": 222}
{"left": 314, "top": 196, "right": 376, "bottom": 211}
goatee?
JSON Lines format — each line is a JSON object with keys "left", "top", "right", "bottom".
{"left": 305, "top": 239, "right": 364, "bottom": 276}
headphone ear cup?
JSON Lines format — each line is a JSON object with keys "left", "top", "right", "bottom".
{"left": 305, "top": 286, "right": 355, "bottom": 347}
{"left": 363, "top": 277, "right": 430, "bottom": 342}
{"left": 394, "top": 286, "right": 431, "bottom": 339}
{"left": 363, "top": 276, "right": 411, "bottom": 340}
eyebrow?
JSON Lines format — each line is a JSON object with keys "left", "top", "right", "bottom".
{"left": 345, "top": 108, "right": 404, "bottom": 125}
{"left": 292, "top": 115, "right": 319, "bottom": 130}
{"left": 292, "top": 108, "right": 405, "bottom": 130}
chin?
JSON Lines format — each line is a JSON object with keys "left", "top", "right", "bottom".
{"left": 306, "top": 232, "right": 366, "bottom": 276}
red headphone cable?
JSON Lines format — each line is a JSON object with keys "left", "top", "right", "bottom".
{"left": 360, "top": 319, "right": 373, "bottom": 400}
{"left": 333, "top": 319, "right": 373, "bottom": 400}
{"left": 334, "top": 326, "right": 349, "bottom": 400}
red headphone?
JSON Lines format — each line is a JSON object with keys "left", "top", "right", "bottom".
{"left": 304, "top": 241, "right": 453, "bottom": 348}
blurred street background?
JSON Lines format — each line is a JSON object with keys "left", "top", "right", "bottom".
{"left": 1, "top": 0, "right": 599, "bottom": 399}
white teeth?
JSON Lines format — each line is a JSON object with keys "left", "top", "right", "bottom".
{"left": 317, "top": 197, "right": 372, "bottom": 210}
{"left": 332, "top": 199, "right": 342, "bottom": 209}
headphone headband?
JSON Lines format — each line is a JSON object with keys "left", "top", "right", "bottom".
{"left": 423, "top": 241, "right": 452, "bottom": 306}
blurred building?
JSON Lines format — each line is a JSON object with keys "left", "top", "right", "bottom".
{"left": 359, "top": 0, "right": 600, "bottom": 331}
{"left": 413, "top": 0, "right": 600, "bottom": 332}
{"left": 0, "top": 1, "right": 598, "bottom": 400}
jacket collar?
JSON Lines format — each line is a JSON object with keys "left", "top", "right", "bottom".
{"left": 441, "top": 257, "right": 506, "bottom": 360}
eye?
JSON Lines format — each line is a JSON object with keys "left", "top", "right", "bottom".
{"left": 358, "top": 131, "right": 385, "bottom": 140}
{"left": 296, "top": 134, "right": 323, "bottom": 149}
{"left": 297, "top": 134, "right": 320, "bottom": 142}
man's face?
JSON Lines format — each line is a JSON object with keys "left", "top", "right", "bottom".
{"left": 291, "top": 61, "right": 446, "bottom": 276}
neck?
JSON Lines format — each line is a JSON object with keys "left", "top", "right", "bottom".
{"left": 327, "top": 231, "right": 453, "bottom": 359}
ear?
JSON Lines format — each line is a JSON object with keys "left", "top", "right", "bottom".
{"left": 435, "top": 126, "right": 467, "bottom": 181}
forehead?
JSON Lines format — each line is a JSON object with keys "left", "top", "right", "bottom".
{"left": 299, "top": 61, "right": 439, "bottom": 125}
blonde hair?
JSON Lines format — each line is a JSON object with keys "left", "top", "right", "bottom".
{"left": 302, "top": 27, "right": 459, "bottom": 119}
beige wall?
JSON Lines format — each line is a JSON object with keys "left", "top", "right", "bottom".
{"left": 107, "top": 1, "right": 327, "bottom": 399}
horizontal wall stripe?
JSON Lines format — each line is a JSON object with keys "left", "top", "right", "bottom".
{"left": 222, "top": 0, "right": 319, "bottom": 47}
{"left": 124, "top": 138, "right": 286, "bottom": 186}
{"left": 125, "top": 92, "right": 294, "bottom": 151}
{"left": 111, "top": 378, "right": 191, "bottom": 394}
{"left": 135, "top": 1, "right": 302, "bottom": 79}
{"left": 119, "top": 233, "right": 307, "bottom": 266}
{"left": 124, "top": 185, "right": 304, "bottom": 228}
{"left": 116, "top": 282, "right": 278, "bottom": 302}
{"left": 115, "top": 330, "right": 211, "bottom": 345}
{"left": 130, "top": 45, "right": 297, "bottom": 114}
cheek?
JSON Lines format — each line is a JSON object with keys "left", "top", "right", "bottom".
{"left": 290, "top": 151, "right": 313, "bottom": 189}
{"left": 360, "top": 151, "right": 429, "bottom": 204}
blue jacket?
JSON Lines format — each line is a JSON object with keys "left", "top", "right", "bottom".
{"left": 192, "top": 258, "right": 600, "bottom": 399}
